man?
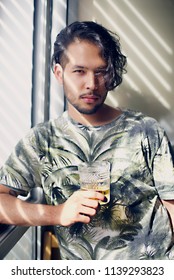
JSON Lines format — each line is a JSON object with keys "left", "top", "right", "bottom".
{"left": 0, "top": 21, "right": 174, "bottom": 260}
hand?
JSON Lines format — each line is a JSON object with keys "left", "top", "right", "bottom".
{"left": 58, "top": 190, "right": 105, "bottom": 226}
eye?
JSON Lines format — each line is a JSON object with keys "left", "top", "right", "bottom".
{"left": 73, "top": 69, "right": 85, "bottom": 74}
{"left": 95, "top": 69, "right": 107, "bottom": 77}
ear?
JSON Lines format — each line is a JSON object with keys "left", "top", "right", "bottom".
{"left": 54, "top": 64, "right": 63, "bottom": 84}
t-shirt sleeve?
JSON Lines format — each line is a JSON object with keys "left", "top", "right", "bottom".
{"left": 152, "top": 132, "right": 174, "bottom": 200}
{"left": 0, "top": 129, "right": 42, "bottom": 193}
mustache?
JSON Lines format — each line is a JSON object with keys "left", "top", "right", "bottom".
{"left": 80, "top": 92, "right": 100, "bottom": 98}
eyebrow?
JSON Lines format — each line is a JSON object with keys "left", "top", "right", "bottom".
{"left": 72, "top": 65, "right": 107, "bottom": 70}
{"left": 72, "top": 65, "right": 86, "bottom": 69}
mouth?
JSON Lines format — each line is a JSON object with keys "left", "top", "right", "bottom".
{"left": 80, "top": 94, "right": 100, "bottom": 104}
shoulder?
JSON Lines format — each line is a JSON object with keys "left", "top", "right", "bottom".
{"left": 123, "top": 109, "right": 164, "bottom": 132}
{"left": 31, "top": 113, "right": 68, "bottom": 137}
{"left": 123, "top": 109, "right": 156, "bottom": 122}
{"left": 12, "top": 114, "right": 66, "bottom": 154}
{"left": 122, "top": 109, "right": 166, "bottom": 149}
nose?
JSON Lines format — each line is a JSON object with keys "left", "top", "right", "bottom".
{"left": 85, "top": 72, "right": 97, "bottom": 91}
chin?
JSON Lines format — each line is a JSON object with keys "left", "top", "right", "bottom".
{"left": 77, "top": 106, "right": 101, "bottom": 115}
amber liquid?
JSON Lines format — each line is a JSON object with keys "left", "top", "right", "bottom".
{"left": 81, "top": 184, "right": 110, "bottom": 205}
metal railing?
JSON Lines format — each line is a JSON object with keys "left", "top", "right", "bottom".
{"left": 0, "top": 187, "right": 46, "bottom": 259}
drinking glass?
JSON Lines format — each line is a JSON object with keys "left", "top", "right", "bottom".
{"left": 78, "top": 161, "right": 110, "bottom": 204}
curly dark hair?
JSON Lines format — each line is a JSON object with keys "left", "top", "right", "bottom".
{"left": 51, "top": 21, "right": 127, "bottom": 90}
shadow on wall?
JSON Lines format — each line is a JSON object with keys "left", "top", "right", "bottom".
{"left": 107, "top": 86, "right": 174, "bottom": 146}
{"left": 109, "top": 86, "right": 169, "bottom": 120}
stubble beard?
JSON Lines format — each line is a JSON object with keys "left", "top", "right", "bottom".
{"left": 66, "top": 93, "right": 107, "bottom": 115}
{"left": 72, "top": 102, "right": 103, "bottom": 115}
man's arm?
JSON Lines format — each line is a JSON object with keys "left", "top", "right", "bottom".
{"left": 0, "top": 184, "right": 104, "bottom": 227}
{"left": 162, "top": 199, "right": 174, "bottom": 231}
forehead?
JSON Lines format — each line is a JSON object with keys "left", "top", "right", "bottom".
{"left": 64, "top": 40, "right": 107, "bottom": 69}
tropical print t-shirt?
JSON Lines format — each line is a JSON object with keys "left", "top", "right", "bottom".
{"left": 0, "top": 109, "right": 174, "bottom": 260}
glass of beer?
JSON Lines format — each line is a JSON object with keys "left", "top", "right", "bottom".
{"left": 78, "top": 161, "right": 110, "bottom": 205}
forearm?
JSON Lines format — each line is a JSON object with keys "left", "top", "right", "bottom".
{"left": 0, "top": 193, "right": 61, "bottom": 226}
{"left": 0, "top": 186, "right": 105, "bottom": 227}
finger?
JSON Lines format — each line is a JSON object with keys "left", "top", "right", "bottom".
{"left": 82, "top": 198, "right": 99, "bottom": 208}
{"left": 78, "top": 214, "right": 91, "bottom": 224}
{"left": 80, "top": 205, "right": 96, "bottom": 217}
{"left": 81, "top": 190, "right": 105, "bottom": 201}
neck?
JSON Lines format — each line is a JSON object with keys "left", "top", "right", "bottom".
{"left": 67, "top": 103, "right": 122, "bottom": 126}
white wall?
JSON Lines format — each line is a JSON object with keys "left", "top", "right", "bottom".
{"left": 0, "top": 0, "right": 33, "bottom": 166}
{"left": 0, "top": 0, "right": 34, "bottom": 260}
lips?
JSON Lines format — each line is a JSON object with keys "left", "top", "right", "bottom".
{"left": 81, "top": 95, "right": 99, "bottom": 104}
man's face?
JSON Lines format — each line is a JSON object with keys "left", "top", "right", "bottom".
{"left": 55, "top": 40, "right": 108, "bottom": 115}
